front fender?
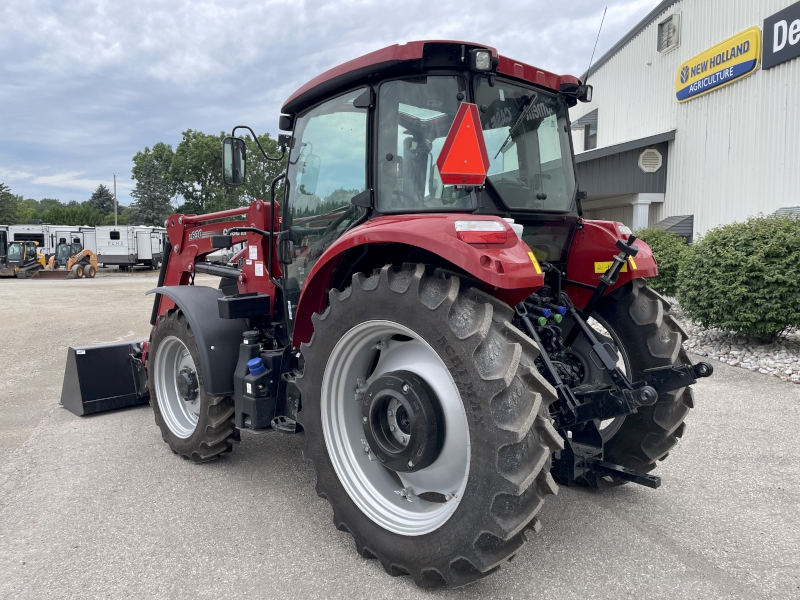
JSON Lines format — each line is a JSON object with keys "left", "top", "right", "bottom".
{"left": 146, "top": 285, "right": 247, "bottom": 396}
{"left": 564, "top": 220, "right": 658, "bottom": 309}
{"left": 292, "top": 214, "right": 545, "bottom": 346}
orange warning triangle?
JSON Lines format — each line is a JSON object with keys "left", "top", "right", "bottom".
{"left": 436, "top": 103, "right": 491, "bottom": 186}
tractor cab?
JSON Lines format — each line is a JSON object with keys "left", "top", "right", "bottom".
{"left": 225, "top": 42, "right": 592, "bottom": 323}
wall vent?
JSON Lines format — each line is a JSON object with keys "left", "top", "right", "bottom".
{"left": 638, "top": 148, "right": 663, "bottom": 173}
{"left": 657, "top": 13, "right": 681, "bottom": 53}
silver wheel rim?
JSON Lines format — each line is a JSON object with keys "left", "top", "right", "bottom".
{"left": 321, "top": 320, "right": 470, "bottom": 536}
{"left": 154, "top": 336, "right": 200, "bottom": 438}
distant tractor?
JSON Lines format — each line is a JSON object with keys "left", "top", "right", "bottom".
{"left": 62, "top": 41, "right": 711, "bottom": 588}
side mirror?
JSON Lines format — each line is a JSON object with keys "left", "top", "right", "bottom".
{"left": 222, "top": 137, "right": 247, "bottom": 186}
{"left": 298, "top": 154, "right": 321, "bottom": 196}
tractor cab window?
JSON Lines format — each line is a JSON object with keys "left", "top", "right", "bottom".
{"left": 475, "top": 77, "right": 576, "bottom": 212}
{"left": 24, "top": 243, "right": 37, "bottom": 261}
{"left": 7, "top": 244, "right": 22, "bottom": 261}
{"left": 284, "top": 88, "right": 368, "bottom": 317}
{"left": 377, "top": 76, "right": 475, "bottom": 212}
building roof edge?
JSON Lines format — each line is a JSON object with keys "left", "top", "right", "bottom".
{"left": 581, "top": 0, "right": 681, "bottom": 81}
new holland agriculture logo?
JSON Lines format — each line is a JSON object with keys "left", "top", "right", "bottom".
{"left": 675, "top": 27, "right": 762, "bottom": 102}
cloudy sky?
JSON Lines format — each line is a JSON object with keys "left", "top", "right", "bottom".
{"left": 0, "top": 0, "right": 659, "bottom": 206}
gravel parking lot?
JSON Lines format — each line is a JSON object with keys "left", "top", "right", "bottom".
{"left": 1, "top": 275, "right": 798, "bottom": 599}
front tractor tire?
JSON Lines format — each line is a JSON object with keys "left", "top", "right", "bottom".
{"left": 296, "top": 264, "right": 563, "bottom": 588}
{"left": 148, "top": 310, "right": 239, "bottom": 462}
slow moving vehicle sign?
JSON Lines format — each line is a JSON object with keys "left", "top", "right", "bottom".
{"left": 675, "top": 27, "right": 762, "bottom": 102}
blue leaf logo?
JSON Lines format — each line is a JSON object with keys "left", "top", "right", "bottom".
{"left": 680, "top": 66, "right": 690, "bottom": 84}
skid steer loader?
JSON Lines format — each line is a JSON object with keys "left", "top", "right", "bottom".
{"left": 35, "top": 241, "right": 98, "bottom": 279}
{"left": 61, "top": 41, "right": 711, "bottom": 588}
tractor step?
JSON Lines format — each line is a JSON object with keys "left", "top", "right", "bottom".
{"left": 588, "top": 460, "right": 661, "bottom": 489}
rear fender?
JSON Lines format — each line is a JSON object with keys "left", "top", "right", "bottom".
{"left": 146, "top": 285, "right": 247, "bottom": 396}
{"left": 564, "top": 220, "right": 658, "bottom": 309}
{"left": 291, "top": 214, "right": 545, "bottom": 346}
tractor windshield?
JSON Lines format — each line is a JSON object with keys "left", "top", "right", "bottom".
{"left": 7, "top": 243, "right": 22, "bottom": 261}
{"left": 475, "top": 77, "right": 576, "bottom": 212}
{"left": 377, "top": 76, "right": 476, "bottom": 212}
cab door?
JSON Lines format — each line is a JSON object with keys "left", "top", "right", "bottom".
{"left": 280, "top": 88, "right": 370, "bottom": 331}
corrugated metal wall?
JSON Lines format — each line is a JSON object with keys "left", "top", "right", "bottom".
{"left": 570, "top": 0, "right": 800, "bottom": 235}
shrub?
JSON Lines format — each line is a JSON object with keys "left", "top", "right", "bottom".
{"left": 635, "top": 227, "right": 687, "bottom": 297}
{"left": 676, "top": 215, "right": 800, "bottom": 341}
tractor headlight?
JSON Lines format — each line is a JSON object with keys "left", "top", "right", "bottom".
{"left": 470, "top": 49, "right": 493, "bottom": 72}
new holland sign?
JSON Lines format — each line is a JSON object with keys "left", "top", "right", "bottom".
{"left": 675, "top": 27, "right": 762, "bottom": 102}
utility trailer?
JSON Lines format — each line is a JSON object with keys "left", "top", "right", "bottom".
{"left": 62, "top": 41, "right": 712, "bottom": 588}
{"left": 95, "top": 225, "right": 165, "bottom": 269}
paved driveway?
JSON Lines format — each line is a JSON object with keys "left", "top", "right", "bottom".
{"left": 0, "top": 276, "right": 798, "bottom": 599}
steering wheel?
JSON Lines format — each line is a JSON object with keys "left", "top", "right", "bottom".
{"left": 391, "top": 188, "right": 425, "bottom": 208}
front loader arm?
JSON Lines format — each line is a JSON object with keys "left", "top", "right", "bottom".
{"left": 155, "top": 200, "right": 282, "bottom": 321}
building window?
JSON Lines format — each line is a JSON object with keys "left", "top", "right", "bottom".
{"left": 110, "top": 231, "right": 120, "bottom": 240}
{"left": 658, "top": 14, "right": 681, "bottom": 53}
{"left": 584, "top": 123, "right": 597, "bottom": 150}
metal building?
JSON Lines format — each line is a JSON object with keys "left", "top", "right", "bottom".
{"left": 570, "top": 0, "right": 800, "bottom": 238}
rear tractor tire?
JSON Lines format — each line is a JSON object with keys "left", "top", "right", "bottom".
{"left": 147, "top": 310, "right": 239, "bottom": 462}
{"left": 85, "top": 264, "right": 96, "bottom": 278}
{"left": 296, "top": 264, "right": 563, "bottom": 588}
{"left": 578, "top": 279, "right": 694, "bottom": 488}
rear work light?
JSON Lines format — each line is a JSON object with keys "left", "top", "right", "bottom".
{"left": 454, "top": 220, "right": 508, "bottom": 244}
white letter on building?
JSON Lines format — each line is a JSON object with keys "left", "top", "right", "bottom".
{"left": 774, "top": 20, "right": 788, "bottom": 52}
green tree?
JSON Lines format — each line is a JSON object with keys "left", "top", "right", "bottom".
{"left": 0, "top": 183, "right": 19, "bottom": 224}
{"left": 88, "top": 184, "right": 116, "bottom": 216}
{"left": 133, "top": 142, "right": 176, "bottom": 198}
{"left": 171, "top": 129, "right": 242, "bottom": 214}
{"left": 129, "top": 154, "right": 173, "bottom": 225}
{"left": 16, "top": 198, "right": 41, "bottom": 223}
{"left": 242, "top": 133, "right": 288, "bottom": 203}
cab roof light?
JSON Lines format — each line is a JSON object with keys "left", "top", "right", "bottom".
{"left": 469, "top": 49, "right": 494, "bottom": 72}
{"left": 454, "top": 220, "right": 508, "bottom": 244}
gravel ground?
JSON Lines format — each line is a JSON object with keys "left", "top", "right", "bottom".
{"left": 669, "top": 306, "right": 800, "bottom": 385}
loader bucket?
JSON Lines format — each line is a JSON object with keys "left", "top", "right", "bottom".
{"left": 32, "top": 269, "right": 79, "bottom": 279}
{"left": 61, "top": 341, "right": 150, "bottom": 416}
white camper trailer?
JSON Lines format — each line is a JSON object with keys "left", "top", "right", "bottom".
{"left": 96, "top": 225, "right": 165, "bottom": 269}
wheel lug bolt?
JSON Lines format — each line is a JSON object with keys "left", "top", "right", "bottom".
{"left": 402, "top": 384, "right": 409, "bottom": 393}
{"left": 388, "top": 410, "right": 393, "bottom": 416}
{"left": 407, "top": 460, "right": 413, "bottom": 468}
{"left": 390, "top": 425, "right": 396, "bottom": 432}
{"left": 362, "top": 416, "right": 367, "bottom": 423}
{"left": 400, "top": 436, "right": 406, "bottom": 443}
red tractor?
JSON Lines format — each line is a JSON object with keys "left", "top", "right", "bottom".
{"left": 62, "top": 41, "right": 711, "bottom": 588}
